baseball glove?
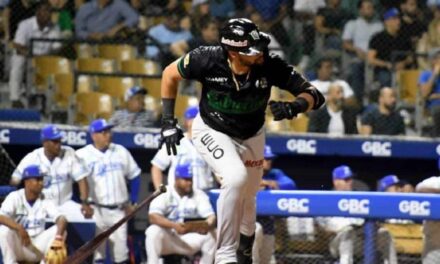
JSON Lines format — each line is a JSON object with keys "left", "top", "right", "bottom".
{"left": 45, "top": 239, "right": 67, "bottom": 264}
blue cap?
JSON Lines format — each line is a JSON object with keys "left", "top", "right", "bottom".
{"left": 175, "top": 162, "right": 193, "bottom": 179}
{"left": 332, "top": 165, "right": 353, "bottom": 180}
{"left": 41, "top": 125, "right": 62, "bottom": 141}
{"left": 383, "top": 8, "right": 399, "bottom": 20}
{"left": 264, "top": 145, "right": 276, "bottom": 159}
{"left": 378, "top": 175, "right": 400, "bottom": 191}
{"left": 22, "top": 165, "right": 45, "bottom": 180}
{"left": 124, "top": 86, "right": 147, "bottom": 101}
{"left": 89, "top": 119, "right": 114, "bottom": 133}
{"left": 184, "top": 106, "right": 199, "bottom": 120}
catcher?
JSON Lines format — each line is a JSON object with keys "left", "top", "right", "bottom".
{"left": 0, "top": 164, "right": 68, "bottom": 263}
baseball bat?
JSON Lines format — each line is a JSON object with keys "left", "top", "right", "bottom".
{"left": 64, "top": 185, "right": 167, "bottom": 264}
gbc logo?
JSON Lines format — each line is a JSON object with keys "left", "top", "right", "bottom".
{"left": 399, "top": 200, "right": 430, "bottom": 216}
{"left": 0, "top": 129, "right": 10, "bottom": 143}
{"left": 134, "top": 133, "right": 161, "bottom": 148}
{"left": 286, "top": 139, "right": 316, "bottom": 154}
{"left": 361, "top": 141, "right": 391, "bottom": 157}
{"left": 61, "top": 131, "right": 86, "bottom": 146}
{"left": 338, "top": 199, "right": 370, "bottom": 215}
{"left": 277, "top": 198, "right": 309, "bottom": 213}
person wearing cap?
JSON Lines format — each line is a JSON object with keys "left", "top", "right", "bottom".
{"left": 419, "top": 48, "right": 440, "bottom": 136}
{"left": 76, "top": 118, "right": 141, "bottom": 264}
{"left": 253, "top": 145, "right": 296, "bottom": 264}
{"left": 158, "top": 17, "right": 324, "bottom": 263}
{"left": 145, "top": 161, "right": 216, "bottom": 264}
{"left": 378, "top": 174, "right": 401, "bottom": 192}
{"left": 416, "top": 170, "right": 440, "bottom": 264}
{"left": 10, "top": 124, "right": 93, "bottom": 221}
{"left": 151, "top": 106, "right": 216, "bottom": 192}
{"left": 367, "top": 7, "right": 413, "bottom": 87}
{"left": 0, "top": 165, "right": 68, "bottom": 263}
{"left": 109, "top": 85, "right": 159, "bottom": 128}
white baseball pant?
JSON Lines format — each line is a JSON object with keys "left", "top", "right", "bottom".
{"left": 93, "top": 206, "right": 128, "bottom": 263}
{"left": 145, "top": 224, "right": 216, "bottom": 264}
{"left": 192, "top": 114, "right": 265, "bottom": 264}
{"left": 253, "top": 222, "right": 276, "bottom": 264}
{"left": 9, "top": 54, "right": 25, "bottom": 101}
{"left": 0, "top": 225, "right": 57, "bottom": 263}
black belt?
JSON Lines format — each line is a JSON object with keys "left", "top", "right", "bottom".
{"left": 93, "top": 202, "right": 126, "bottom": 210}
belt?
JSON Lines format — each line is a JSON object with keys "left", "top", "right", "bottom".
{"left": 92, "top": 202, "right": 126, "bottom": 210}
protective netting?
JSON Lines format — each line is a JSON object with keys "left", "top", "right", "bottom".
{"left": 0, "top": 143, "right": 15, "bottom": 186}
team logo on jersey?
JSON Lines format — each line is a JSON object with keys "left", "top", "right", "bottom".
{"left": 200, "top": 133, "right": 224, "bottom": 159}
{"left": 244, "top": 159, "right": 263, "bottom": 168}
{"left": 206, "top": 77, "right": 228, "bottom": 83}
{"left": 255, "top": 78, "right": 268, "bottom": 89}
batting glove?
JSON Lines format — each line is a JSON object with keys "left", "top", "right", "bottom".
{"left": 269, "top": 101, "right": 301, "bottom": 121}
{"left": 159, "top": 118, "right": 184, "bottom": 155}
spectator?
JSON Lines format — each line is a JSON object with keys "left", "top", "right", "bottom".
{"left": 294, "top": 0, "right": 326, "bottom": 71}
{"left": 0, "top": 165, "right": 68, "bottom": 263}
{"left": 74, "top": 0, "right": 139, "bottom": 40}
{"left": 144, "top": 0, "right": 185, "bottom": 16}
{"left": 317, "top": 165, "right": 397, "bottom": 264}
{"left": 399, "top": 0, "right": 427, "bottom": 47}
{"left": 314, "top": 0, "right": 353, "bottom": 51}
{"left": 417, "top": 18, "right": 440, "bottom": 70}
{"left": 342, "top": 0, "right": 383, "bottom": 101}
{"left": 249, "top": 11, "right": 285, "bottom": 59}
{"left": 308, "top": 82, "right": 358, "bottom": 135}
{"left": 145, "top": 162, "right": 216, "bottom": 264}
{"left": 10, "top": 124, "right": 93, "bottom": 221}
{"left": 416, "top": 174, "right": 440, "bottom": 264}
{"left": 209, "top": 0, "right": 236, "bottom": 24}
{"left": 3, "top": 0, "right": 35, "bottom": 42}
{"left": 427, "top": 0, "right": 440, "bottom": 20}
{"left": 310, "top": 57, "right": 357, "bottom": 106}
{"left": 189, "top": 0, "right": 210, "bottom": 35}
{"left": 360, "top": 87, "right": 405, "bottom": 136}
{"left": 9, "top": 0, "right": 61, "bottom": 108}
{"left": 170, "top": 16, "right": 219, "bottom": 58}
{"left": 418, "top": 48, "right": 440, "bottom": 137}
{"left": 378, "top": 174, "right": 401, "bottom": 192}
{"left": 109, "top": 86, "right": 159, "bottom": 128}
{"left": 76, "top": 119, "right": 141, "bottom": 263}
{"left": 367, "top": 8, "right": 413, "bottom": 87}
{"left": 399, "top": 180, "right": 415, "bottom": 192}
{"left": 50, "top": 0, "right": 75, "bottom": 37}
{"left": 146, "top": 10, "right": 192, "bottom": 65}
{"left": 151, "top": 106, "right": 216, "bottom": 191}
{"left": 245, "top": 0, "right": 290, "bottom": 47}
{"left": 253, "top": 145, "right": 296, "bottom": 264}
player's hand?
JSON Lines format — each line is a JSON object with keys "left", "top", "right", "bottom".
{"left": 81, "top": 203, "right": 94, "bottom": 218}
{"left": 269, "top": 101, "right": 300, "bottom": 121}
{"left": 159, "top": 118, "right": 184, "bottom": 155}
{"left": 17, "top": 225, "right": 31, "bottom": 246}
{"left": 174, "top": 222, "right": 189, "bottom": 235}
{"left": 124, "top": 203, "right": 136, "bottom": 215}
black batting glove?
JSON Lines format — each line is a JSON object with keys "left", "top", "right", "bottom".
{"left": 269, "top": 100, "right": 301, "bottom": 121}
{"left": 159, "top": 118, "right": 184, "bottom": 155}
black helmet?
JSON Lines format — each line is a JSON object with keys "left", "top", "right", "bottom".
{"left": 220, "top": 18, "right": 270, "bottom": 56}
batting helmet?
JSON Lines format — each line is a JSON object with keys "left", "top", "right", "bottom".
{"left": 220, "top": 18, "right": 270, "bottom": 56}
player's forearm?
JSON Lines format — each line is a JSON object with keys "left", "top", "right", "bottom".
{"left": 148, "top": 213, "right": 178, "bottom": 229}
{"left": 77, "top": 178, "right": 89, "bottom": 201}
{"left": 206, "top": 214, "right": 216, "bottom": 229}
{"left": 161, "top": 60, "right": 182, "bottom": 100}
{"left": 416, "top": 187, "right": 440, "bottom": 193}
{"left": 151, "top": 166, "right": 164, "bottom": 190}
{"left": 0, "top": 215, "right": 22, "bottom": 231}
{"left": 55, "top": 215, "right": 68, "bottom": 236}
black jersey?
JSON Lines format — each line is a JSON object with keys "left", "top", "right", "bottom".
{"left": 177, "top": 46, "right": 315, "bottom": 140}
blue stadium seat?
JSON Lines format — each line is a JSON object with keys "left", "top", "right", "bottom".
{"left": 0, "top": 109, "right": 41, "bottom": 122}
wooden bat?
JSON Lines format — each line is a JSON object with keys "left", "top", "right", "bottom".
{"left": 64, "top": 185, "right": 167, "bottom": 264}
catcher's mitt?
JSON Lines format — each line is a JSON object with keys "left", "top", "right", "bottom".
{"left": 45, "top": 239, "right": 67, "bottom": 264}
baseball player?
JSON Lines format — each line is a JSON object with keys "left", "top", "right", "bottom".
{"left": 10, "top": 124, "right": 93, "bottom": 221}
{"left": 151, "top": 105, "right": 216, "bottom": 191}
{"left": 145, "top": 161, "right": 216, "bottom": 264}
{"left": 158, "top": 18, "right": 324, "bottom": 263}
{"left": 253, "top": 145, "right": 296, "bottom": 264}
{"left": 76, "top": 119, "right": 141, "bottom": 264}
{"left": 0, "top": 164, "right": 68, "bottom": 263}
{"left": 416, "top": 174, "right": 440, "bottom": 264}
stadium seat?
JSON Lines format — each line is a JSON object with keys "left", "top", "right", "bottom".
{"left": 121, "top": 59, "right": 161, "bottom": 75}
{"left": 381, "top": 223, "right": 423, "bottom": 255}
{"left": 32, "top": 56, "right": 71, "bottom": 90}
{"left": 97, "top": 76, "right": 136, "bottom": 106}
{"left": 140, "top": 78, "right": 161, "bottom": 99}
{"left": 175, "top": 95, "right": 198, "bottom": 120}
{"left": 76, "top": 58, "right": 118, "bottom": 73}
{"left": 97, "top": 44, "right": 137, "bottom": 61}
{"left": 71, "top": 91, "right": 113, "bottom": 125}
{"left": 290, "top": 114, "right": 309, "bottom": 133}
{"left": 52, "top": 73, "right": 92, "bottom": 109}
{"left": 397, "top": 69, "right": 422, "bottom": 105}
{"left": 75, "top": 43, "right": 95, "bottom": 58}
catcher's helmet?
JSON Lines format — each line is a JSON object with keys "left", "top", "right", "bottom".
{"left": 220, "top": 18, "right": 270, "bottom": 56}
